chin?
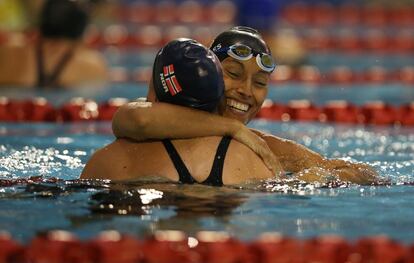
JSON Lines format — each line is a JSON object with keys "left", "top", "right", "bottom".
{"left": 224, "top": 109, "right": 249, "bottom": 124}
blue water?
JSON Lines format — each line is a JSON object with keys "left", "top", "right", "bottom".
{"left": 1, "top": 118, "right": 413, "bottom": 244}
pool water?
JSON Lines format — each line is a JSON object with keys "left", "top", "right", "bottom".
{"left": 1, "top": 119, "right": 413, "bottom": 244}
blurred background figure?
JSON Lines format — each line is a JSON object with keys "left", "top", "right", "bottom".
{"left": 0, "top": 0, "right": 108, "bottom": 89}
{"left": 237, "top": 0, "right": 281, "bottom": 32}
{"left": 0, "top": 0, "right": 412, "bottom": 93}
{"left": 270, "top": 28, "right": 307, "bottom": 68}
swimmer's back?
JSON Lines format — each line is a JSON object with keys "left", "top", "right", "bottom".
{"left": 81, "top": 137, "right": 274, "bottom": 185}
{"left": 172, "top": 137, "right": 274, "bottom": 185}
{"left": 0, "top": 42, "right": 107, "bottom": 88}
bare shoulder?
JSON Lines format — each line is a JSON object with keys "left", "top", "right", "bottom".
{"left": 80, "top": 140, "right": 130, "bottom": 180}
{"left": 73, "top": 47, "right": 108, "bottom": 77}
{"left": 227, "top": 139, "right": 267, "bottom": 162}
{"left": 224, "top": 138, "right": 273, "bottom": 184}
{"left": 77, "top": 47, "right": 106, "bottom": 64}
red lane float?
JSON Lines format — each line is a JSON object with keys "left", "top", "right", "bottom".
{"left": 352, "top": 236, "right": 409, "bottom": 263}
{"left": 322, "top": 100, "right": 361, "bottom": 124}
{"left": 59, "top": 98, "right": 100, "bottom": 122}
{"left": 104, "top": 66, "right": 414, "bottom": 85}
{"left": 88, "top": 231, "right": 142, "bottom": 263}
{"left": 251, "top": 234, "right": 304, "bottom": 263}
{"left": 398, "top": 102, "right": 414, "bottom": 126}
{"left": 287, "top": 100, "right": 322, "bottom": 122}
{"left": 256, "top": 100, "right": 289, "bottom": 121}
{"left": 0, "top": 230, "right": 414, "bottom": 263}
{"left": 360, "top": 101, "right": 398, "bottom": 125}
{"left": 4, "top": 24, "right": 414, "bottom": 52}
{"left": 142, "top": 231, "right": 197, "bottom": 263}
{"left": 25, "top": 231, "right": 90, "bottom": 263}
{"left": 1, "top": 97, "right": 414, "bottom": 126}
{"left": 281, "top": 2, "right": 414, "bottom": 27}
{"left": 98, "top": 97, "right": 129, "bottom": 121}
{"left": 0, "top": 233, "right": 24, "bottom": 263}
{"left": 304, "top": 236, "right": 351, "bottom": 263}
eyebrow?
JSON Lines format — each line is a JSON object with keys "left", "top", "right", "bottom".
{"left": 226, "top": 59, "right": 270, "bottom": 76}
{"left": 256, "top": 71, "right": 270, "bottom": 78}
{"left": 226, "top": 59, "right": 243, "bottom": 68}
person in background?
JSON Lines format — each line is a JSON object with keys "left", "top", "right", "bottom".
{"left": 270, "top": 28, "right": 308, "bottom": 67}
{"left": 81, "top": 39, "right": 281, "bottom": 185}
{"left": 0, "top": 0, "right": 108, "bottom": 88}
{"left": 112, "top": 26, "right": 378, "bottom": 185}
{"left": 237, "top": 0, "right": 281, "bottom": 32}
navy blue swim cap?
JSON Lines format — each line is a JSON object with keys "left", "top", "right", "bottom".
{"left": 152, "top": 38, "right": 225, "bottom": 112}
{"left": 210, "top": 26, "right": 271, "bottom": 61}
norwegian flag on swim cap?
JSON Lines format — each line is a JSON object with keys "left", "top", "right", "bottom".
{"left": 163, "top": 65, "right": 182, "bottom": 96}
{"left": 152, "top": 38, "right": 225, "bottom": 112}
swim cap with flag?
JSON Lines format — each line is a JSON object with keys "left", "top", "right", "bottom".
{"left": 152, "top": 38, "right": 225, "bottom": 112}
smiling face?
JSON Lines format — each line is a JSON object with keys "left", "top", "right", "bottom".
{"left": 219, "top": 57, "right": 270, "bottom": 124}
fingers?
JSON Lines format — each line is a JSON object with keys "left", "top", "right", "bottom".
{"left": 261, "top": 150, "right": 283, "bottom": 178}
{"left": 256, "top": 141, "right": 279, "bottom": 174}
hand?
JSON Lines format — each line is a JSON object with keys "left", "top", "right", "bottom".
{"left": 294, "top": 167, "right": 333, "bottom": 184}
{"left": 333, "top": 163, "right": 378, "bottom": 185}
{"left": 327, "top": 160, "right": 379, "bottom": 185}
{"left": 232, "top": 126, "right": 283, "bottom": 178}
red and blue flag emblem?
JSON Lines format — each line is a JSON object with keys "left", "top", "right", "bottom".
{"left": 163, "top": 65, "right": 182, "bottom": 96}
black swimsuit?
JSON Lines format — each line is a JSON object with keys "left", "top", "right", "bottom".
{"left": 36, "top": 40, "right": 75, "bottom": 88}
{"left": 162, "top": 136, "right": 232, "bottom": 186}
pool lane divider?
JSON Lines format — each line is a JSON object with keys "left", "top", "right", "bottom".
{"left": 112, "top": 65, "right": 414, "bottom": 85}
{"left": 0, "top": 230, "right": 414, "bottom": 263}
{"left": 1, "top": 97, "right": 413, "bottom": 126}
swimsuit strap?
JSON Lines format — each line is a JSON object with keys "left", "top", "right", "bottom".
{"left": 202, "top": 136, "right": 232, "bottom": 187}
{"left": 36, "top": 39, "right": 76, "bottom": 88}
{"left": 162, "top": 139, "right": 196, "bottom": 184}
{"left": 36, "top": 40, "right": 46, "bottom": 88}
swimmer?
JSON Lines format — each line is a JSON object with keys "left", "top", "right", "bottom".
{"left": 0, "top": 0, "right": 108, "bottom": 88}
{"left": 81, "top": 39, "right": 282, "bottom": 185}
{"left": 112, "top": 26, "right": 378, "bottom": 185}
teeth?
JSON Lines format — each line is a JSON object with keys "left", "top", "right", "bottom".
{"left": 226, "top": 99, "right": 249, "bottom": 112}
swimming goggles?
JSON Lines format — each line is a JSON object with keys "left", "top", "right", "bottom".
{"left": 214, "top": 44, "right": 276, "bottom": 73}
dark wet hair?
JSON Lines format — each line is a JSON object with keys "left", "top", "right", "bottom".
{"left": 152, "top": 38, "right": 225, "bottom": 113}
{"left": 40, "top": 0, "right": 89, "bottom": 40}
{"left": 210, "top": 26, "right": 271, "bottom": 61}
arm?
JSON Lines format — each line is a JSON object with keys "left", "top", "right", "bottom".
{"left": 112, "top": 101, "right": 280, "bottom": 173}
{"left": 253, "top": 130, "right": 378, "bottom": 184}
{"left": 252, "top": 129, "right": 325, "bottom": 172}
{"left": 112, "top": 101, "right": 243, "bottom": 141}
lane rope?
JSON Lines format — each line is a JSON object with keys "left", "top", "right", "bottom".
{"left": 1, "top": 97, "right": 413, "bottom": 126}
